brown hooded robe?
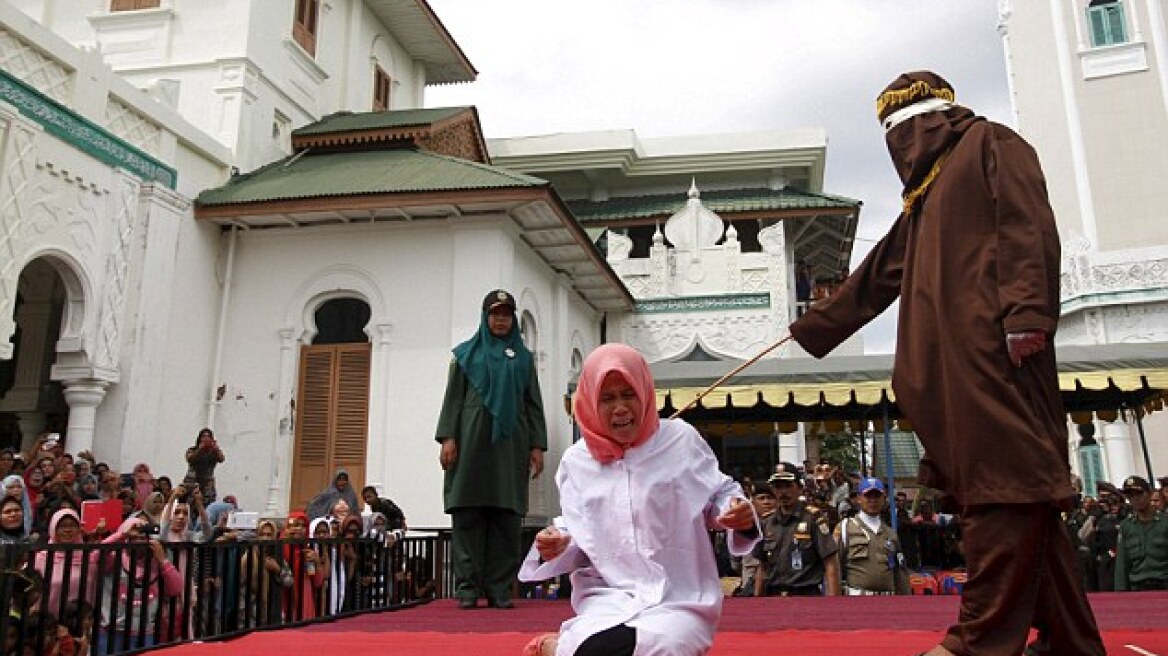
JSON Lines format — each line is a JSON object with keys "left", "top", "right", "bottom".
{"left": 790, "top": 73, "right": 1074, "bottom": 508}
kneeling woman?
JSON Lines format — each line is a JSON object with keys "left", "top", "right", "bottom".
{"left": 520, "top": 343, "right": 759, "bottom": 656}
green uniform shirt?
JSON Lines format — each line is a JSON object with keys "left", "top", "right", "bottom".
{"left": 435, "top": 359, "right": 547, "bottom": 515}
{"left": 1115, "top": 511, "right": 1168, "bottom": 590}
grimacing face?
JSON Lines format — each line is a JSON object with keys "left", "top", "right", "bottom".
{"left": 598, "top": 372, "right": 642, "bottom": 445}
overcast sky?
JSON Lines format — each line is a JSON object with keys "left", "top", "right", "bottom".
{"left": 425, "top": 0, "right": 1014, "bottom": 354}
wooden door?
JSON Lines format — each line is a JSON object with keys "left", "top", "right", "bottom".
{"left": 290, "top": 343, "right": 371, "bottom": 512}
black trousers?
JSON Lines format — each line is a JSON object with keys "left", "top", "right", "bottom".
{"left": 576, "top": 624, "right": 636, "bottom": 656}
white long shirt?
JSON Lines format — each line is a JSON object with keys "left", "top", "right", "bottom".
{"left": 520, "top": 419, "right": 759, "bottom": 656}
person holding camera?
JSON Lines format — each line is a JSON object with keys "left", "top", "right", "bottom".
{"left": 754, "top": 463, "right": 840, "bottom": 597}
{"left": 96, "top": 516, "right": 183, "bottom": 651}
{"left": 186, "top": 428, "right": 225, "bottom": 503}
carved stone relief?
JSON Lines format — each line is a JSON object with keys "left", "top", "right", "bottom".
{"left": 0, "top": 28, "right": 73, "bottom": 104}
{"left": 1102, "top": 303, "right": 1168, "bottom": 343}
{"left": 94, "top": 174, "right": 138, "bottom": 370}
{"left": 0, "top": 110, "right": 40, "bottom": 359}
{"left": 623, "top": 314, "right": 779, "bottom": 363}
{"left": 104, "top": 97, "right": 163, "bottom": 157}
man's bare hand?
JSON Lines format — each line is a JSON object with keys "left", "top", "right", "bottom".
{"left": 529, "top": 448, "right": 544, "bottom": 479}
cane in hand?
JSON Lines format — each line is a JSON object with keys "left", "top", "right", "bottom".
{"left": 669, "top": 334, "right": 794, "bottom": 419}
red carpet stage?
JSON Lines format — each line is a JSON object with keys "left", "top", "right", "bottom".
{"left": 162, "top": 593, "right": 1168, "bottom": 655}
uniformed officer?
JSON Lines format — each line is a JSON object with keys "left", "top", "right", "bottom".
{"left": 834, "top": 477, "right": 910, "bottom": 596}
{"left": 754, "top": 462, "right": 840, "bottom": 596}
{"left": 1115, "top": 475, "right": 1168, "bottom": 591}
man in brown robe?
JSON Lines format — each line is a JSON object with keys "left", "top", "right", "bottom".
{"left": 789, "top": 71, "right": 1104, "bottom": 655}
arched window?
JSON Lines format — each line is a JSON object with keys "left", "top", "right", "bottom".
{"left": 520, "top": 310, "right": 538, "bottom": 354}
{"left": 1087, "top": 0, "right": 1128, "bottom": 47}
{"left": 313, "top": 298, "right": 371, "bottom": 344}
{"left": 569, "top": 349, "right": 583, "bottom": 384}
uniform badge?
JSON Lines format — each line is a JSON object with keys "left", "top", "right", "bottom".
{"left": 795, "top": 521, "right": 811, "bottom": 540}
{"left": 504, "top": 348, "right": 516, "bottom": 358}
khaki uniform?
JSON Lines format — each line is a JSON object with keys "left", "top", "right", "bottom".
{"left": 838, "top": 516, "right": 910, "bottom": 595}
{"left": 757, "top": 505, "right": 837, "bottom": 596}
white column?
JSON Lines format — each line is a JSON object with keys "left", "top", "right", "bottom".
{"left": 778, "top": 426, "right": 805, "bottom": 467}
{"left": 264, "top": 327, "right": 299, "bottom": 517}
{"left": 1049, "top": 0, "right": 1100, "bottom": 249}
{"left": 1101, "top": 421, "right": 1137, "bottom": 484}
{"left": 366, "top": 322, "right": 393, "bottom": 498}
{"left": 1145, "top": 0, "right": 1168, "bottom": 121}
{"left": 61, "top": 380, "right": 109, "bottom": 454}
{"left": 0, "top": 102, "right": 42, "bottom": 361}
{"left": 0, "top": 298, "right": 52, "bottom": 412}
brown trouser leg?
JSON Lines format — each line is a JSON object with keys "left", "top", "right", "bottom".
{"left": 941, "top": 504, "right": 1105, "bottom": 656}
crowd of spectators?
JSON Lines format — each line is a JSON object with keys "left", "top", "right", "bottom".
{"left": 0, "top": 430, "right": 423, "bottom": 656}
{"left": 721, "top": 460, "right": 1168, "bottom": 597}
{"left": 1066, "top": 474, "right": 1168, "bottom": 592}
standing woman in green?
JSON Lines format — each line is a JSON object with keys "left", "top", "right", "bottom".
{"left": 436, "top": 289, "right": 547, "bottom": 610}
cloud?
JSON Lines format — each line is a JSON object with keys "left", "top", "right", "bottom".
{"left": 427, "top": 0, "right": 1012, "bottom": 353}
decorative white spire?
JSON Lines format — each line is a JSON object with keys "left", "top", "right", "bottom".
{"left": 664, "top": 179, "right": 724, "bottom": 251}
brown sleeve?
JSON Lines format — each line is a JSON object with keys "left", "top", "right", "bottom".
{"left": 789, "top": 212, "right": 909, "bottom": 358}
{"left": 987, "top": 127, "right": 1060, "bottom": 334}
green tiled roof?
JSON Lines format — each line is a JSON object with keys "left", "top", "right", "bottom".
{"left": 567, "top": 188, "right": 860, "bottom": 223}
{"left": 196, "top": 148, "right": 547, "bottom": 206}
{"left": 292, "top": 107, "right": 471, "bottom": 137}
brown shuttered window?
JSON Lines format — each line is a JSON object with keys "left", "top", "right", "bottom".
{"left": 372, "top": 66, "right": 392, "bottom": 111}
{"left": 290, "top": 343, "right": 371, "bottom": 511}
{"left": 293, "top": 0, "right": 320, "bottom": 56}
{"left": 111, "top": 0, "right": 161, "bottom": 10}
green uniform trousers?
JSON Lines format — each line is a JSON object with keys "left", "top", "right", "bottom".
{"left": 451, "top": 507, "right": 521, "bottom": 602}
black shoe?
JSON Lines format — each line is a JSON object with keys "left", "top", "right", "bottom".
{"left": 458, "top": 598, "right": 477, "bottom": 610}
{"left": 488, "top": 598, "right": 514, "bottom": 609}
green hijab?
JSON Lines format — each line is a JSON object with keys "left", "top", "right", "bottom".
{"left": 453, "top": 308, "right": 533, "bottom": 443}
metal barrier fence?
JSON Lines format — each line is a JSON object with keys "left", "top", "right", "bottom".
{"left": 0, "top": 532, "right": 443, "bottom": 655}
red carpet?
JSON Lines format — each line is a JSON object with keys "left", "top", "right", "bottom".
{"left": 160, "top": 594, "right": 1168, "bottom": 655}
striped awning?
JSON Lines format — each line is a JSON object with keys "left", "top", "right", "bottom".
{"left": 652, "top": 343, "right": 1168, "bottom": 423}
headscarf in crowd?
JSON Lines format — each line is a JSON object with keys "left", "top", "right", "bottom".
{"left": 363, "top": 512, "right": 387, "bottom": 538}
{"left": 3, "top": 474, "right": 33, "bottom": 534}
{"left": 306, "top": 469, "right": 360, "bottom": 521}
{"left": 205, "top": 498, "right": 236, "bottom": 529}
{"left": 572, "top": 343, "right": 660, "bottom": 464}
{"left": 35, "top": 509, "right": 95, "bottom": 612}
{"left": 76, "top": 474, "right": 102, "bottom": 501}
{"left": 452, "top": 290, "right": 534, "bottom": 443}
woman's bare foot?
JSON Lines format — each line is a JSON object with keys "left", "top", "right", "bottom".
{"left": 522, "top": 632, "right": 558, "bottom": 656}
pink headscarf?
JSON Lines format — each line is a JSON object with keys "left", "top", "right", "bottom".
{"left": 573, "top": 343, "right": 660, "bottom": 463}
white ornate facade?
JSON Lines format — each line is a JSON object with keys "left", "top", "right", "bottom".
{"left": 0, "top": 1, "right": 611, "bottom": 528}
{"left": 607, "top": 183, "right": 859, "bottom": 364}
{"left": 1002, "top": 0, "right": 1168, "bottom": 486}
{"left": 0, "top": 3, "right": 231, "bottom": 462}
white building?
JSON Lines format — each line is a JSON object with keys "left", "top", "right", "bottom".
{"left": 1000, "top": 0, "right": 1168, "bottom": 490}
{"left": 489, "top": 130, "right": 864, "bottom": 476}
{"left": 0, "top": 0, "right": 631, "bottom": 527}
